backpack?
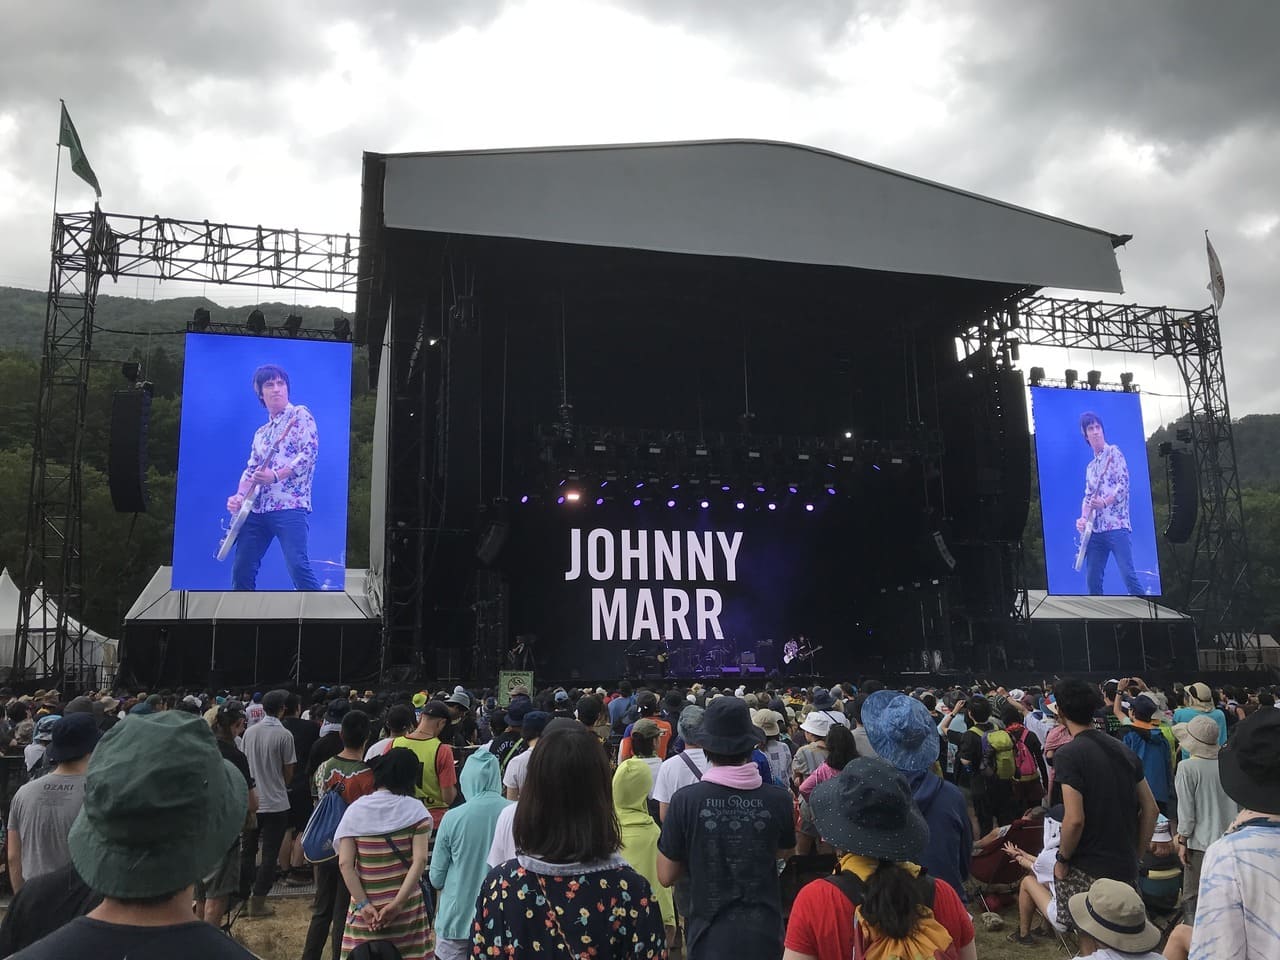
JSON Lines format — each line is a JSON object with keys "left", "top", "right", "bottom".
{"left": 1008, "top": 726, "right": 1040, "bottom": 782}
{"left": 301, "top": 775, "right": 350, "bottom": 863}
{"left": 981, "top": 728, "right": 1016, "bottom": 781}
{"left": 825, "top": 869, "right": 958, "bottom": 960}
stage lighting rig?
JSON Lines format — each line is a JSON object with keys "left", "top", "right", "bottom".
{"left": 120, "top": 361, "right": 140, "bottom": 383}
{"left": 1087, "top": 370, "right": 1102, "bottom": 390}
{"left": 246, "top": 309, "right": 267, "bottom": 333}
{"left": 1029, "top": 367, "right": 1045, "bottom": 385}
{"left": 333, "top": 317, "right": 351, "bottom": 340}
{"left": 191, "top": 307, "right": 212, "bottom": 331}
{"left": 283, "top": 313, "right": 304, "bottom": 336}
{"left": 1120, "top": 372, "right": 1135, "bottom": 392}
{"left": 1064, "top": 369, "right": 1078, "bottom": 388}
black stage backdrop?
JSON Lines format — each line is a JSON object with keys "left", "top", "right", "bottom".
{"left": 500, "top": 484, "right": 940, "bottom": 681}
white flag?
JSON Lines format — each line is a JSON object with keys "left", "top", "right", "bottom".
{"left": 1205, "top": 231, "right": 1225, "bottom": 311}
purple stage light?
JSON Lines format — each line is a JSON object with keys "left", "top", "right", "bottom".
{"left": 767, "top": 502, "right": 777, "bottom": 511}
{"left": 519, "top": 495, "right": 529, "bottom": 504}
{"left": 671, "top": 483, "right": 680, "bottom": 490}
{"left": 666, "top": 499, "right": 676, "bottom": 508}
{"left": 556, "top": 495, "right": 566, "bottom": 505}
{"left": 788, "top": 485, "right": 798, "bottom": 494}
{"left": 633, "top": 498, "right": 642, "bottom": 507}
{"left": 826, "top": 486, "right": 837, "bottom": 495}
{"left": 735, "top": 501, "right": 746, "bottom": 510}
{"left": 755, "top": 484, "right": 766, "bottom": 494}
{"left": 873, "top": 463, "right": 882, "bottom": 471}
{"left": 721, "top": 484, "right": 731, "bottom": 492}
{"left": 600, "top": 480, "right": 608, "bottom": 488}
{"left": 595, "top": 497, "right": 605, "bottom": 506}
{"left": 700, "top": 499, "right": 710, "bottom": 509}
{"left": 805, "top": 503, "right": 815, "bottom": 512}
{"left": 635, "top": 481, "right": 645, "bottom": 489}
{"left": 558, "top": 479, "right": 567, "bottom": 486}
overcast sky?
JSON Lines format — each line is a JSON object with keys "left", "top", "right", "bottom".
{"left": 1, "top": 0, "right": 1275, "bottom": 428}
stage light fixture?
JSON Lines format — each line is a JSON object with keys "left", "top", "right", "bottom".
{"left": 788, "top": 485, "right": 798, "bottom": 495}
{"left": 720, "top": 484, "right": 731, "bottom": 492}
{"left": 1087, "top": 370, "right": 1102, "bottom": 389}
{"left": 556, "top": 496, "right": 566, "bottom": 505}
{"left": 519, "top": 495, "right": 529, "bottom": 504}
{"left": 843, "top": 431, "right": 853, "bottom": 439}
{"left": 565, "top": 491, "right": 581, "bottom": 503}
{"left": 191, "top": 307, "right": 212, "bottom": 331}
{"left": 755, "top": 484, "right": 766, "bottom": 494}
{"left": 246, "top": 309, "right": 267, "bottom": 333}
{"left": 671, "top": 483, "right": 680, "bottom": 490}
{"left": 332, "top": 317, "right": 351, "bottom": 340}
{"left": 121, "top": 361, "right": 140, "bottom": 382}
{"left": 826, "top": 486, "right": 837, "bottom": 496}
{"left": 700, "top": 499, "right": 710, "bottom": 509}
{"left": 1064, "top": 369, "right": 1078, "bottom": 388}
{"left": 666, "top": 499, "right": 676, "bottom": 508}
{"left": 767, "top": 502, "right": 777, "bottom": 511}
{"left": 735, "top": 501, "right": 746, "bottom": 510}
{"left": 805, "top": 503, "right": 815, "bottom": 512}
{"left": 633, "top": 498, "right": 642, "bottom": 507}
{"left": 283, "top": 313, "right": 303, "bottom": 336}
{"left": 595, "top": 497, "right": 605, "bottom": 506}
{"left": 635, "top": 481, "right": 645, "bottom": 489}
{"left": 1029, "top": 366, "right": 1045, "bottom": 385}
{"left": 1120, "top": 372, "right": 1134, "bottom": 392}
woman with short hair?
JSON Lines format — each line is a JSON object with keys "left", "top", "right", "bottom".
{"left": 472, "top": 724, "right": 667, "bottom": 958}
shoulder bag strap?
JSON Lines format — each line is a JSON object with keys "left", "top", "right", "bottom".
{"left": 679, "top": 751, "right": 703, "bottom": 780}
{"left": 384, "top": 830, "right": 434, "bottom": 923}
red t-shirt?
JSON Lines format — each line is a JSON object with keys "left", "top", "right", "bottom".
{"left": 784, "top": 875, "right": 974, "bottom": 960}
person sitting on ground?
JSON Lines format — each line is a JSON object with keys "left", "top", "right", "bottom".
{"left": 862, "top": 689, "right": 972, "bottom": 902}
{"left": 783, "top": 756, "right": 976, "bottom": 960}
{"left": 429, "top": 749, "right": 511, "bottom": 960}
{"left": 658, "top": 696, "right": 796, "bottom": 960}
{"left": 6, "top": 713, "right": 100, "bottom": 892}
{"left": 1137, "top": 815, "right": 1182, "bottom": 911}
{"left": 9, "top": 711, "right": 253, "bottom": 959}
{"left": 1002, "top": 804, "right": 1069, "bottom": 945}
{"left": 474, "top": 724, "right": 667, "bottom": 958}
{"left": 1066, "top": 878, "right": 1164, "bottom": 960}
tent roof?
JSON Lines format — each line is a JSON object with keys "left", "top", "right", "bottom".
{"left": 368, "top": 138, "right": 1125, "bottom": 292}
{"left": 0, "top": 568, "right": 115, "bottom": 642}
{"left": 1025, "top": 590, "right": 1190, "bottom": 621}
{"left": 124, "top": 567, "right": 378, "bottom": 623}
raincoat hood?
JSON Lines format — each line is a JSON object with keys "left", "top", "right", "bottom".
{"left": 613, "top": 757, "right": 656, "bottom": 828}
{"left": 460, "top": 745, "right": 504, "bottom": 799}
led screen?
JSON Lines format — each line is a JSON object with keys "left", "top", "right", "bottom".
{"left": 1031, "top": 386, "right": 1161, "bottom": 596}
{"left": 172, "top": 333, "right": 352, "bottom": 591}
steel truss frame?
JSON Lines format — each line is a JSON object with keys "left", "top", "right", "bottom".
{"left": 16, "top": 208, "right": 357, "bottom": 685}
{"left": 962, "top": 294, "right": 1254, "bottom": 651}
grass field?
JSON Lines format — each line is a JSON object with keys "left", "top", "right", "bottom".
{"left": 230, "top": 896, "right": 1077, "bottom": 959}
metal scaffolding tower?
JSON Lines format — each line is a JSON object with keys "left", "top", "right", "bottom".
{"left": 15, "top": 208, "right": 358, "bottom": 685}
{"left": 963, "top": 295, "right": 1254, "bottom": 651}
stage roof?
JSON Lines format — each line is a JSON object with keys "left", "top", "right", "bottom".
{"left": 124, "top": 567, "right": 378, "bottom": 623}
{"left": 1025, "top": 590, "right": 1190, "bottom": 621}
{"left": 362, "top": 139, "right": 1126, "bottom": 295}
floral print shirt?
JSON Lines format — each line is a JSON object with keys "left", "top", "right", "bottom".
{"left": 1081, "top": 442, "right": 1131, "bottom": 532}
{"left": 472, "top": 854, "right": 667, "bottom": 959}
{"left": 239, "top": 403, "right": 318, "bottom": 513}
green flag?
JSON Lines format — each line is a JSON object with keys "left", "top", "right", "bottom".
{"left": 58, "top": 101, "right": 101, "bottom": 198}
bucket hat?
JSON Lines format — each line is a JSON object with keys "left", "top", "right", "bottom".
{"left": 861, "top": 690, "right": 940, "bottom": 773}
{"left": 752, "top": 709, "right": 782, "bottom": 737}
{"left": 1184, "top": 681, "right": 1215, "bottom": 711}
{"left": 46, "top": 712, "right": 101, "bottom": 764}
{"left": 695, "top": 696, "right": 764, "bottom": 755}
{"left": 33, "top": 714, "right": 59, "bottom": 744}
{"left": 504, "top": 699, "right": 532, "bottom": 728}
{"left": 1068, "top": 878, "right": 1160, "bottom": 953}
{"left": 1218, "top": 708, "right": 1280, "bottom": 814}
{"left": 68, "top": 712, "right": 247, "bottom": 898}
{"left": 1173, "top": 714, "right": 1220, "bottom": 759}
{"left": 809, "top": 757, "right": 928, "bottom": 861}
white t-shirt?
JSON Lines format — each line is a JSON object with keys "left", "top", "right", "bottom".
{"left": 650, "top": 747, "right": 707, "bottom": 806}
{"left": 1074, "top": 949, "right": 1163, "bottom": 960}
{"left": 365, "top": 736, "right": 394, "bottom": 761}
{"left": 503, "top": 748, "right": 533, "bottom": 796}
{"left": 486, "top": 802, "right": 518, "bottom": 866}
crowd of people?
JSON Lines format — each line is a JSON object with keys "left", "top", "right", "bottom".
{"left": 0, "top": 675, "right": 1274, "bottom": 959}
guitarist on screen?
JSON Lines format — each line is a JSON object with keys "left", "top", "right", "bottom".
{"left": 1074, "top": 410, "right": 1143, "bottom": 596}
{"left": 225, "top": 364, "right": 321, "bottom": 590}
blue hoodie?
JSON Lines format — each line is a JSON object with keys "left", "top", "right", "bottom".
{"left": 905, "top": 769, "right": 971, "bottom": 902}
{"left": 429, "top": 748, "right": 512, "bottom": 942}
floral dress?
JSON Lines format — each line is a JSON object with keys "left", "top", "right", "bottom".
{"left": 340, "top": 823, "right": 434, "bottom": 960}
{"left": 472, "top": 855, "right": 667, "bottom": 958}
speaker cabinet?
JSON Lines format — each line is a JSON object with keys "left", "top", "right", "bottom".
{"left": 109, "top": 388, "right": 151, "bottom": 513}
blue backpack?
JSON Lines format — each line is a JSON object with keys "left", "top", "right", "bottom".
{"left": 301, "top": 777, "right": 350, "bottom": 863}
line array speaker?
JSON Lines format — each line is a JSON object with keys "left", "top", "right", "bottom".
{"left": 109, "top": 388, "right": 151, "bottom": 513}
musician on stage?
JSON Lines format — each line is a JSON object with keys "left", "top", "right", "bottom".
{"left": 1074, "top": 411, "right": 1142, "bottom": 596}
{"left": 225, "top": 364, "right": 321, "bottom": 591}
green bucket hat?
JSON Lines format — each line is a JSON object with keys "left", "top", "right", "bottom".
{"left": 68, "top": 711, "right": 247, "bottom": 899}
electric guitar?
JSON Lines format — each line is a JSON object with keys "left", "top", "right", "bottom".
{"left": 217, "top": 414, "right": 300, "bottom": 561}
{"left": 1073, "top": 449, "right": 1114, "bottom": 572}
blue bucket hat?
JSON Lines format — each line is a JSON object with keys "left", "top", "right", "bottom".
{"left": 861, "top": 690, "right": 941, "bottom": 773}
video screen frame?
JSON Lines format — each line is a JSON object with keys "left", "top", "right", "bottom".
{"left": 1030, "top": 385, "right": 1162, "bottom": 597}
{"left": 171, "top": 332, "right": 353, "bottom": 592}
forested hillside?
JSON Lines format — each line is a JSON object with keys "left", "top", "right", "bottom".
{"left": 1, "top": 285, "right": 1277, "bottom": 637}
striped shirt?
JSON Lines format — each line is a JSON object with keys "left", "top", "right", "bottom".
{"left": 340, "top": 823, "right": 433, "bottom": 960}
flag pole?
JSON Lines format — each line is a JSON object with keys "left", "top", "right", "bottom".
{"left": 50, "top": 100, "right": 64, "bottom": 252}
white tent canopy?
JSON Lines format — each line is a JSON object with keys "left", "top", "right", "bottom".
{"left": 124, "top": 567, "right": 378, "bottom": 623}
{"left": 0, "top": 568, "right": 119, "bottom": 672}
{"left": 1024, "top": 590, "right": 1190, "bottom": 621}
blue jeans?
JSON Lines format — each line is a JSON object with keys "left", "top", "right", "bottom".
{"left": 1085, "top": 528, "right": 1143, "bottom": 596}
{"left": 232, "top": 508, "right": 322, "bottom": 591}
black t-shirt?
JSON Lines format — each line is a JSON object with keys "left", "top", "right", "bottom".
{"left": 0, "top": 862, "right": 101, "bottom": 956}
{"left": 216, "top": 738, "right": 254, "bottom": 789}
{"left": 1051, "top": 729, "right": 1145, "bottom": 881}
{"left": 657, "top": 779, "right": 796, "bottom": 960}
{"left": 11, "top": 916, "right": 255, "bottom": 958}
